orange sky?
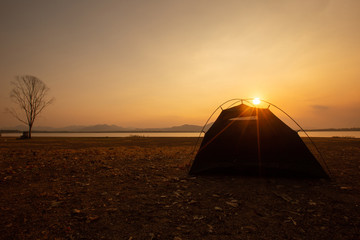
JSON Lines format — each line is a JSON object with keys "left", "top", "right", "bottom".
{"left": 1, "top": 0, "right": 360, "bottom": 129}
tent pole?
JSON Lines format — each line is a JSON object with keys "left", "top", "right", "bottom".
{"left": 259, "top": 99, "right": 332, "bottom": 177}
{"left": 191, "top": 98, "right": 252, "bottom": 156}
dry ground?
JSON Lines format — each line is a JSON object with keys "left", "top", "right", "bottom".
{"left": 0, "top": 137, "right": 359, "bottom": 240}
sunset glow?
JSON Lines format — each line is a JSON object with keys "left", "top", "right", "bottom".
{"left": 0, "top": 1, "right": 360, "bottom": 129}
{"left": 253, "top": 98, "right": 261, "bottom": 105}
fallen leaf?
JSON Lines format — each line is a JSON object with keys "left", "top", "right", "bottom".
{"left": 273, "top": 192, "right": 293, "bottom": 203}
{"left": 226, "top": 201, "right": 238, "bottom": 208}
{"left": 86, "top": 215, "right": 100, "bottom": 223}
{"left": 243, "top": 225, "right": 257, "bottom": 232}
{"left": 50, "top": 201, "right": 62, "bottom": 208}
{"left": 188, "top": 200, "right": 197, "bottom": 204}
{"left": 106, "top": 208, "right": 118, "bottom": 212}
{"left": 72, "top": 209, "right": 81, "bottom": 214}
{"left": 287, "top": 216, "right": 297, "bottom": 225}
{"left": 193, "top": 215, "right": 205, "bottom": 220}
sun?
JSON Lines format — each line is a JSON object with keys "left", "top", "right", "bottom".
{"left": 252, "top": 98, "right": 261, "bottom": 105}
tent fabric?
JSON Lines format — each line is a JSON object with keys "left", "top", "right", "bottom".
{"left": 189, "top": 104, "right": 329, "bottom": 178}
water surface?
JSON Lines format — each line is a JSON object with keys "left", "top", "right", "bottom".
{"left": 2, "top": 131, "right": 360, "bottom": 138}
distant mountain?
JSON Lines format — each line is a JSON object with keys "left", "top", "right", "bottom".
{"left": 2, "top": 124, "right": 359, "bottom": 133}
{"left": 1, "top": 123, "right": 212, "bottom": 132}
{"left": 305, "top": 128, "right": 360, "bottom": 132}
{"left": 79, "top": 124, "right": 133, "bottom": 132}
{"left": 168, "top": 124, "right": 205, "bottom": 132}
{"left": 139, "top": 124, "right": 205, "bottom": 132}
{"left": 1, "top": 125, "right": 28, "bottom": 131}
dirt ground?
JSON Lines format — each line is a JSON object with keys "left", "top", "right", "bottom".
{"left": 0, "top": 137, "right": 359, "bottom": 240}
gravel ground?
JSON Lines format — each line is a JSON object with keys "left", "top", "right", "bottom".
{"left": 0, "top": 137, "right": 359, "bottom": 240}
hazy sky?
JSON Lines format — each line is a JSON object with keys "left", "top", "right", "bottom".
{"left": 1, "top": 0, "right": 359, "bottom": 129}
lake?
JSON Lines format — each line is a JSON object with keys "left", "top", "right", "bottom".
{"left": 1, "top": 131, "right": 360, "bottom": 138}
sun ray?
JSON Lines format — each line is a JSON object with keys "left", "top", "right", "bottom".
{"left": 253, "top": 98, "right": 261, "bottom": 105}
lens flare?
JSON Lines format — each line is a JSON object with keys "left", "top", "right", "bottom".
{"left": 253, "top": 98, "right": 261, "bottom": 105}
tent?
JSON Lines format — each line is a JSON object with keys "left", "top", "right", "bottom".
{"left": 189, "top": 102, "right": 329, "bottom": 178}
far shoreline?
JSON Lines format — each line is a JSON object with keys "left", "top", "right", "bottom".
{"left": 1, "top": 130, "right": 360, "bottom": 139}
{"left": 1, "top": 128, "right": 360, "bottom": 134}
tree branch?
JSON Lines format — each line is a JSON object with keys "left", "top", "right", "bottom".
{"left": 8, "top": 75, "right": 54, "bottom": 138}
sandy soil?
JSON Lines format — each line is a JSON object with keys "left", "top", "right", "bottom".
{"left": 0, "top": 137, "right": 359, "bottom": 240}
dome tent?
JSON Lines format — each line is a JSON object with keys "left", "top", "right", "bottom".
{"left": 189, "top": 99, "right": 329, "bottom": 178}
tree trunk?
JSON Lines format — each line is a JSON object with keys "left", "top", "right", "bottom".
{"left": 28, "top": 124, "right": 32, "bottom": 139}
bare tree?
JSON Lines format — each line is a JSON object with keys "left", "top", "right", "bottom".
{"left": 8, "top": 75, "right": 54, "bottom": 139}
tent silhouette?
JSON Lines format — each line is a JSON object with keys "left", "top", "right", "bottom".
{"left": 189, "top": 101, "right": 329, "bottom": 178}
